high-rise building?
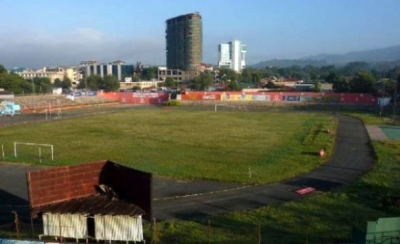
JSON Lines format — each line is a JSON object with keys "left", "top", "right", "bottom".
{"left": 218, "top": 40, "right": 246, "bottom": 73}
{"left": 166, "top": 12, "right": 202, "bottom": 71}
{"left": 82, "top": 60, "right": 134, "bottom": 81}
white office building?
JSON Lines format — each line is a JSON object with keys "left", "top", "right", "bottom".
{"left": 218, "top": 40, "right": 246, "bottom": 72}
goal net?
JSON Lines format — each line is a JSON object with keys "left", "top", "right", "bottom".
{"left": 214, "top": 104, "right": 249, "bottom": 112}
{"left": 14, "top": 142, "right": 54, "bottom": 162}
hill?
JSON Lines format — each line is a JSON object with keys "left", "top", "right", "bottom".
{"left": 303, "top": 45, "right": 400, "bottom": 64}
{"left": 251, "top": 59, "right": 328, "bottom": 69}
{"left": 250, "top": 44, "right": 400, "bottom": 68}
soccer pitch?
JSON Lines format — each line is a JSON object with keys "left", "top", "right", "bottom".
{"left": 0, "top": 109, "right": 337, "bottom": 184}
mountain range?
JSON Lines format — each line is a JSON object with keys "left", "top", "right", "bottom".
{"left": 251, "top": 44, "right": 400, "bottom": 68}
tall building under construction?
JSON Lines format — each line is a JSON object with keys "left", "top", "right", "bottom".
{"left": 165, "top": 12, "right": 202, "bottom": 71}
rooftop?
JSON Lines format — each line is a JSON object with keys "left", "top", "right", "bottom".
{"left": 166, "top": 12, "right": 201, "bottom": 23}
{"left": 37, "top": 194, "right": 145, "bottom": 216}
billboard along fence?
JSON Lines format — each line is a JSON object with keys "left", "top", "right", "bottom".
{"left": 180, "top": 91, "right": 377, "bottom": 105}
{"left": 97, "top": 91, "right": 169, "bottom": 104}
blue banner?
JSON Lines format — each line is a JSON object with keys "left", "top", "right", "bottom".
{"left": 282, "top": 96, "right": 300, "bottom": 101}
{"left": 0, "top": 239, "right": 44, "bottom": 244}
{"left": 69, "top": 91, "right": 97, "bottom": 97}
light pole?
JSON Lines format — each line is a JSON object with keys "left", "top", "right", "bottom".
{"left": 393, "top": 81, "right": 398, "bottom": 124}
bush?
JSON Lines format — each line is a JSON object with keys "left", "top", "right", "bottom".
{"left": 166, "top": 100, "right": 181, "bottom": 106}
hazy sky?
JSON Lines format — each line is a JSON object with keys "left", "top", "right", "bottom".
{"left": 1, "top": 0, "right": 399, "bottom": 68}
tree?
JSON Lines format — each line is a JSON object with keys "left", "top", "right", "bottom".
{"left": 191, "top": 72, "right": 213, "bottom": 90}
{"left": 101, "top": 75, "right": 120, "bottom": 92}
{"left": 164, "top": 77, "right": 176, "bottom": 88}
{"left": 324, "top": 72, "right": 339, "bottom": 84}
{"left": 76, "top": 79, "right": 85, "bottom": 89}
{"left": 303, "top": 65, "right": 319, "bottom": 80}
{"left": 86, "top": 75, "right": 103, "bottom": 90}
{"left": 0, "top": 73, "right": 31, "bottom": 94}
{"left": 341, "top": 62, "right": 371, "bottom": 76}
{"left": 62, "top": 76, "right": 72, "bottom": 90}
{"left": 349, "top": 71, "right": 375, "bottom": 93}
{"left": 251, "top": 72, "right": 262, "bottom": 83}
{"left": 218, "top": 68, "right": 238, "bottom": 83}
{"left": 241, "top": 69, "right": 253, "bottom": 83}
{"left": 141, "top": 67, "right": 158, "bottom": 80}
{"left": 264, "top": 81, "right": 279, "bottom": 89}
{"left": 132, "top": 75, "right": 140, "bottom": 82}
{"left": 31, "top": 77, "right": 51, "bottom": 94}
{"left": 53, "top": 78, "right": 63, "bottom": 88}
{"left": 227, "top": 81, "right": 240, "bottom": 91}
{"left": 313, "top": 81, "right": 321, "bottom": 92}
{"left": 0, "top": 65, "right": 8, "bottom": 74}
{"left": 332, "top": 77, "right": 350, "bottom": 93}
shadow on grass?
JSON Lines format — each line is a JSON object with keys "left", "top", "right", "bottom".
{"left": 301, "top": 151, "right": 320, "bottom": 156}
{"left": 285, "top": 177, "right": 343, "bottom": 192}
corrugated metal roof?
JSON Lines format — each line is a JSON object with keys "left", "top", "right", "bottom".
{"left": 37, "top": 195, "right": 145, "bottom": 216}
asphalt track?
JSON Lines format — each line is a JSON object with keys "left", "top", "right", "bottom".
{"left": 152, "top": 114, "right": 374, "bottom": 219}
{"left": 0, "top": 105, "right": 374, "bottom": 222}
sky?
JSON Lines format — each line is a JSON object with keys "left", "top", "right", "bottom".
{"left": 0, "top": 0, "right": 400, "bottom": 68}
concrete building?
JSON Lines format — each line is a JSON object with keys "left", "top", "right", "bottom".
{"left": 162, "top": 12, "right": 202, "bottom": 82}
{"left": 158, "top": 66, "right": 200, "bottom": 82}
{"left": 15, "top": 67, "right": 82, "bottom": 84}
{"left": 166, "top": 12, "right": 202, "bottom": 71}
{"left": 218, "top": 40, "right": 246, "bottom": 72}
{"left": 120, "top": 79, "right": 161, "bottom": 90}
{"left": 82, "top": 60, "right": 134, "bottom": 81}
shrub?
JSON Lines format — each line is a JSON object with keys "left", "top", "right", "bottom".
{"left": 166, "top": 100, "right": 181, "bottom": 106}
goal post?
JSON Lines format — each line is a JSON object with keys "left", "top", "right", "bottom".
{"left": 215, "top": 104, "right": 248, "bottom": 112}
{"left": 14, "top": 142, "right": 54, "bottom": 160}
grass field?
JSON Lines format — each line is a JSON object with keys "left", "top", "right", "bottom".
{"left": 0, "top": 109, "right": 336, "bottom": 184}
{"left": 144, "top": 112, "right": 400, "bottom": 243}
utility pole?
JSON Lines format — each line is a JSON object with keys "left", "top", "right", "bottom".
{"left": 393, "top": 81, "right": 398, "bottom": 124}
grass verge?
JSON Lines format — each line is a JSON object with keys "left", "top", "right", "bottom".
{"left": 145, "top": 112, "right": 400, "bottom": 243}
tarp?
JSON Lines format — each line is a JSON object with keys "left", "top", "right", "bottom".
{"left": 42, "top": 213, "right": 87, "bottom": 239}
{"left": 94, "top": 215, "right": 143, "bottom": 242}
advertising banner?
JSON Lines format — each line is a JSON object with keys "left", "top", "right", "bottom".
{"left": 221, "top": 93, "right": 252, "bottom": 101}
{"left": 282, "top": 95, "right": 300, "bottom": 101}
{"left": 252, "top": 95, "right": 270, "bottom": 101}
{"left": 300, "top": 96, "right": 314, "bottom": 102}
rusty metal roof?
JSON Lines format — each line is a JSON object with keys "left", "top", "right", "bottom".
{"left": 36, "top": 195, "right": 145, "bottom": 216}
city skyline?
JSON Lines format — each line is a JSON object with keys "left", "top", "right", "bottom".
{"left": 1, "top": 0, "right": 400, "bottom": 68}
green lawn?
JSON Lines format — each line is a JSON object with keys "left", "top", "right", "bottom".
{"left": 144, "top": 112, "right": 400, "bottom": 243}
{"left": 0, "top": 109, "right": 336, "bottom": 184}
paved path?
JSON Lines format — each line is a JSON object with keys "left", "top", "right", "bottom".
{"left": 152, "top": 115, "right": 374, "bottom": 219}
{"left": 366, "top": 125, "right": 388, "bottom": 141}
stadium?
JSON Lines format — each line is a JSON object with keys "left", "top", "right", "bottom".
{"left": 0, "top": 91, "right": 399, "bottom": 243}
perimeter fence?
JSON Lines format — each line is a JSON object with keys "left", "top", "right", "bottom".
{"left": 0, "top": 211, "right": 354, "bottom": 244}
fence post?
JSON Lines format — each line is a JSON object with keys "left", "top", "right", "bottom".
{"left": 208, "top": 219, "right": 211, "bottom": 244}
{"left": 12, "top": 211, "right": 20, "bottom": 239}
{"left": 31, "top": 215, "right": 35, "bottom": 239}
{"left": 151, "top": 218, "right": 157, "bottom": 244}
